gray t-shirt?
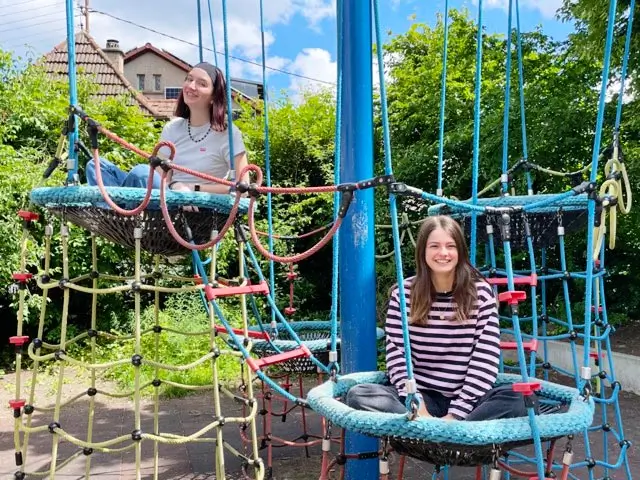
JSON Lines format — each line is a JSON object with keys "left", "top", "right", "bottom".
{"left": 158, "top": 117, "right": 246, "bottom": 184}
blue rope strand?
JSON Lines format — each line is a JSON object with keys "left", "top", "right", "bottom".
{"left": 196, "top": 0, "right": 203, "bottom": 63}
{"left": 374, "top": 0, "right": 415, "bottom": 410}
{"left": 207, "top": 0, "right": 218, "bottom": 67}
{"left": 329, "top": 0, "right": 343, "bottom": 360}
{"left": 258, "top": 0, "right": 276, "bottom": 326}
{"left": 500, "top": 0, "right": 514, "bottom": 194}
{"left": 437, "top": 0, "right": 450, "bottom": 195}
{"left": 469, "top": 0, "right": 484, "bottom": 265}
{"left": 615, "top": 0, "right": 636, "bottom": 130}
{"left": 65, "top": 0, "right": 78, "bottom": 183}
{"left": 221, "top": 0, "right": 236, "bottom": 174}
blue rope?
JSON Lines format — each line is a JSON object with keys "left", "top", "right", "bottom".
{"left": 614, "top": 0, "right": 636, "bottom": 131}
{"left": 258, "top": 0, "right": 276, "bottom": 327}
{"left": 373, "top": 0, "right": 416, "bottom": 410}
{"left": 196, "top": 0, "right": 203, "bottom": 63}
{"left": 329, "top": 0, "right": 344, "bottom": 363}
{"left": 501, "top": 0, "right": 514, "bottom": 195}
{"left": 207, "top": 0, "right": 218, "bottom": 67}
{"left": 514, "top": 0, "right": 532, "bottom": 194}
{"left": 437, "top": 0, "right": 450, "bottom": 196}
{"left": 469, "top": 0, "right": 484, "bottom": 265}
{"left": 65, "top": 0, "right": 79, "bottom": 183}
{"left": 583, "top": 0, "right": 619, "bottom": 380}
{"left": 220, "top": 0, "right": 236, "bottom": 174}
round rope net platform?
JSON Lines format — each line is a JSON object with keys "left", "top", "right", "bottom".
{"left": 428, "top": 193, "right": 591, "bottom": 250}
{"left": 30, "top": 186, "right": 250, "bottom": 256}
{"left": 247, "top": 321, "right": 385, "bottom": 374}
{"left": 307, "top": 371, "right": 594, "bottom": 467}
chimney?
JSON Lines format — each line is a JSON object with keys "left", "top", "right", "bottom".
{"left": 103, "top": 39, "right": 124, "bottom": 74}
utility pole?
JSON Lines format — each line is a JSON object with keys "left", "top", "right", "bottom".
{"left": 81, "top": 0, "right": 90, "bottom": 33}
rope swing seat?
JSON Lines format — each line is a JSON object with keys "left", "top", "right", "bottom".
{"left": 307, "top": 371, "right": 594, "bottom": 467}
{"left": 30, "top": 186, "right": 250, "bottom": 256}
{"left": 248, "top": 321, "right": 385, "bottom": 375}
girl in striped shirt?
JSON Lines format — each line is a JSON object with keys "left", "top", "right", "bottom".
{"left": 347, "top": 215, "right": 531, "bottom": 421}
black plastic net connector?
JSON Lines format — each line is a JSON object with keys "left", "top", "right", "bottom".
{"left": 337, "top": 182, "right": 358, "bottom": 192}
{"left": 32, "top": 338, "right": 43, "bottom": 349}
{"left": 14, "top": 471, "right": 26, "bottom": 480}
{"left": 131, "top": 354, "right": 143, "bottom": 367}
{"left": 54, "top": 349, "right": 66, "bottom": 361}
{"left": 152, "top": 379, "right": 162, "bottom": 387}
{"left": 243, "top": 337, "right": 250, "bottom": 348}
{"left": 48, "top": 422, "right": 60, "bottom": 434}
{"left": 211, "top": 347, "right": 221, "bottom": 358}
{"left": 148, "top": 155, "right": 171, "bottom": 173}
{"left": 152, "top": 271, "right": 163, "bottom": 280}
{"left": 611, "top": 381, "right": 622, "bottom": 391}
{"left": 602, "top": 423, "right": 611, "bottom": 432}
{"left": 247, "top": 183, "right": 261, "bottom": 198}
{"left": 153, "top": 325, "right": 163, "bottom": 334}
{"left": 131, "top": 281, "right": 142, "bottom": 292}
{"left": 569, "top": 330, "right": 578, "bottom": 341}
{"left": 40, "top": 274, "right": 50, "bottom": 284}
{"left": 598, "top": 370, "right": 608, "bottom": 379}
{"left": 236, "top": 181, "right": 249, "bottom": 194}
{"left": 586, "top": 457, "right": 596, "bottom": 469}
{"left": 23, "top": 405, "right": 34, "bottom": 415}
{"left": 542, "top": 362, "right": 552, "bottom": 370}
{"left": 338, "top": 191, "right": 354, "bottom": 219}
{"left": 217, "top": 416, "right": 226, "bottom": 426}
{"left": 131, "top": 429, "right": 143, "bottom": 441}
{"left": 620, "top": 439, "right": 631, "bottom": 448}
{"left": 87, "top": 387, "right": 98, "bottom": 397}
{"left": 87, "top": 329, "right": 98, "bottom": 338}
{"left": 83, "top": 447, "right": 94, "bottom": 456}
{"left": 15, "top": 452, "right": 23, "bottom": 466}
{"left": 90, "top": 270, "right": 100, "bottom": 279}
{"left": 357, "top": 174, "right": 395, "bottom": 190}
{"left": 573, "top": 180, "right": 595, "bottom": 196}
{"left": 59, "top": 279, "right": 69, "bottom": 289}
{"left": 336, "top": 454, "right": 347, "bottom": 466}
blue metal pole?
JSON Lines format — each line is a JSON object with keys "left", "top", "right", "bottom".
{"left": 65, "top": 0, "right": 79, "bottom": 184}
{"left": 340, "top": 0, "right": 378, "bottom": 478}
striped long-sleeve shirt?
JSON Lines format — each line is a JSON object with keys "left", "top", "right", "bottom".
{"left": 385, "top": 277, "right": 501, "bottom": 420}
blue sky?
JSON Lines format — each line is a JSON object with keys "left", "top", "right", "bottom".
{"left": 0, "top": 0, "right": 574, "bottom": 97}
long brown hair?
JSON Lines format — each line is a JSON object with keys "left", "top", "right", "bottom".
{"left": 410, "top": 215, "right": 483, "bottom": 325}
{"left": 174, "top": 64, "right": 229, "bottom": 131}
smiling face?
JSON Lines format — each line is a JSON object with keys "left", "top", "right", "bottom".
{"left": 424, "top": 227, "right": 459, "bottom": 278}
{"left": 182, "top": 67, "right": 214, "bottom": 110}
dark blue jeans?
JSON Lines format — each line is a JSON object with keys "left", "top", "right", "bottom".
{"left": 86, "top": 157, "right": 161, "bottom": 189}
{"left": 346, "top": 383, "right": 537, "bottom": 421}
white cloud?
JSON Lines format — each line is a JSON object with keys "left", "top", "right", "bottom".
{"left": 287, "top": 47, "right": 337, "bottom": 99}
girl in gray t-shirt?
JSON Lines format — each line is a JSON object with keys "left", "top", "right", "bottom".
{"left": 86, "top": 62, "right": 249, "bottom": 194}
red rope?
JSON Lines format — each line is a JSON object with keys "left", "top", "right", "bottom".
{"left": 90, "top": 141, "right": 175, "bottom": 216}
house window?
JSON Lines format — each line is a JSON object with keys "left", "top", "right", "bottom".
{"left": 165, "top": 87, "right": 181, "bottom": 99}
{"left": 137, "top": 74, "right": 145, "bottom": 91}
{"left": 153, "top": 74, "right": 161, "bottom": 91}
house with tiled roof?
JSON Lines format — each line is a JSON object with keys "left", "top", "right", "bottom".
{"left": 121, "top": 42, "right": 263, "bottom": 118}
{"left": 40, "top": 31, "right": 164, "bottom": 118}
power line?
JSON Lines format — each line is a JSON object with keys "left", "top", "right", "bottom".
{"left": 0, "top": 1, "right": 62, "bottom": 18}
{"left": 89, "top": 8, "right": 336, "bottom": 86}
{"left": 0, "top": 14, "right": 71, "bottom": 35}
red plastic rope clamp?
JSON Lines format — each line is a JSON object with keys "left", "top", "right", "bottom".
{"left": 18, "top": 210, "right": 39, "bottom": 222}
{"left": 590, "top": 305, "right": 603, "bottom": 313}
{"left": 486, "top": 274, "right": 537, "bottom": 287}
{"left": 498, "top": 291, "right": 527, "bottom": 305}
{"left": 12, "top": 273, "right": 33, "bottom": 283}
{"left": 9, "top": 399, "right": 26, "bottom": 409}
{"left": 512, "top": 382, "right": 541, "bottom": 396}
{"left": 286, "top": 271, "right": 298, "bottom": 281}
{"left": 589, "top": 352, "right": 606, "bottom": 359}
{"left": 193, "top": 275, "right": 203, "bottom": 285}
{"left": 9, "top": 336, "right": 30, "bottom": 346}
{"left": 284, "top": 307, "right": 297, "bottom": 316}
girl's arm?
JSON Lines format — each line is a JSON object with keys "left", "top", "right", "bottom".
{"left": 447, "top": 286, "right": 501, "bottom": 420}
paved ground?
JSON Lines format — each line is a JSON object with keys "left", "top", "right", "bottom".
{"left": 1, "top": 368, "right": 639, "bottom": 480}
